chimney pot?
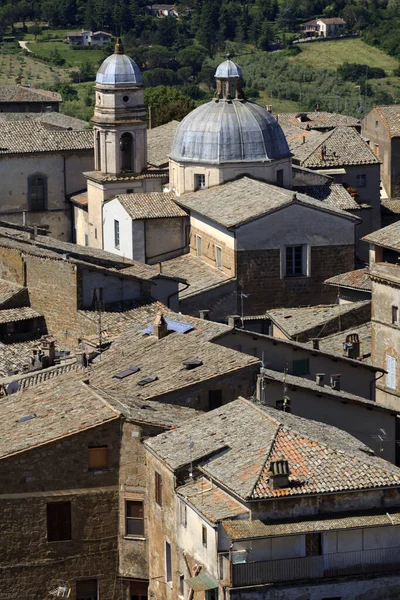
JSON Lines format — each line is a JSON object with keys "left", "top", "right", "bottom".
{"left": 227, "top": 315, "right": 241, "bottom": 328}
{"left": 316, "top": 373, "right": 325, "bottom": 386}
{"left": 199, "top": 310, "right": 209, "bottom": 320}
{"left": 330, "top": 373, "right": 341, "bottom": 391}
{"left": 266, "top": 105, "right": 272, "bottom": 113}
{"left": 270, "top": 459, "right": 290, "bottom": 489}
{"left": 312, "top": 338, "right": 319, "bottom": 350}
{"left": 315, "top": 102, "right": 321, "bottom": 111}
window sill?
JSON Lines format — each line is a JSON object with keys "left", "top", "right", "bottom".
{"left": 47, "top": 538, "right": 72, "bottom": 544}
{"left": 124, "top": 535, "right": 146, "bottom": 541}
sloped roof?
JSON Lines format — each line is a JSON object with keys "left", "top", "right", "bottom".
{"left": 0, "top": 111, "right": 88, "bottom": 130}
{"left": 363, "top": 221, "right": 400, "bottom": 251}
{"left": 145, "top": 398, "right": 400, "bottom": 500}
{"left": 161, "top": 254, "right": 231, "bottom": 299}
{"left": 279, "top": 111, "right": 359, "bottom": 131}
{"left": 308, "top": 322, "right": 372, "bottom": 361}
{"left": 291, "top": 127, "right": 379, "bottom": 168}
{"left": 177, "top": 477, "right": 248, "bottom": 523}
{"left": 325, "top": 267, "right": 371, "bottom": 291}
{"left": 0, "top": 279, "right": 26, "bottom": 308}
{"left": 0, "top": 306, "right": 42, "bottom": 324}
{"left": 374, "top": 106, "right": 400, "bottom": 138}
{"left": 0, "top": 121, "right": 92, "bottom": 155}
{"left": 147, "top": 120, "right": 179, "bottom": 167}
{"left": 297, "top": 183, "right": 361, "bottom": 210}
{"left": 176, "top": 177, "right": 359, "bottom": 229}
{"left": 0, "top": 85, "right": 61, "bottom": 103}
{"left": 117, "top": 192, "right": 187, "bottom": 219}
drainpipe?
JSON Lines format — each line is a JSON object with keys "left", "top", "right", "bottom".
{"left": 167, "top": 280, "right": 189, "bottom": 309}
{"left": 370, "top": 369, "right": 385, "bottom": 401}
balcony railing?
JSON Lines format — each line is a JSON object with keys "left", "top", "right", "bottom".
{"left": 221, "top": 545, "right": 400, "bottom": 587}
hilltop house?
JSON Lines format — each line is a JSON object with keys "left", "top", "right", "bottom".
{"left": 66, "top": 30, "right": 112, "bottom": 46}
{"left": 303, "top": 17, "right": 346, "bottom": 38}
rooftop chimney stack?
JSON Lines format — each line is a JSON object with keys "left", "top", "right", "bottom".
{"left": 312, "top": 338, "right": 320, "bottom": 350}
{"left": 343, "top": 333, "right": 360, "bottom": 359}
{"left": 40, "top": 337, "right": 56, "bottom": 368}
{"left": 154, "top": 312, "right": 168, "bottom": 340}
{"left": 315, "top": 102, "right": 321, "bottom": 111}
{"left": 266, "top": 105, "right": 272, "bottom": 113}
{"left": 330, "top": 374, "right": 341, "bottom": 391}
{"left": 316, "top": 373, "right": 325, "bottom": 386}
{"left": 199, "top": 310, "right": 210, "bottom": 321}
{"left": 227, "top": 315, "right": 241, "bottom": 328}
{"left": 269, "top": 459, "right": 290, "bottom": 489}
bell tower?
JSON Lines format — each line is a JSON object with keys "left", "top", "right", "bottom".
{"left": 85, "top": 39, "right": 150, "bottom": 248}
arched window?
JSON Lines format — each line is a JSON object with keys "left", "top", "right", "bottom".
{"left": 28, "top": 174, "right": 48, "bottom": 212}
{"left": 120, "top": 132, "right": 134, "bottom": 172}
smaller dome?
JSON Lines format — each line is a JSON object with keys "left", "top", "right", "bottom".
{"left": 96, "top": 40, "right": 143, "bottom": 86}
{"left": 215, "top": 59, "right": 243, "bottom": 79}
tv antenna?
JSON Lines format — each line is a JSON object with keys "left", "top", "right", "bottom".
{"left": 372, "top": 428, "right": 388, "bottom": 455}
{"left": 189, "top": 436, "right": 194, "bottom": 480}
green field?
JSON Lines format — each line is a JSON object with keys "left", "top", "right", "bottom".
{"left": 0, "top": 52, "right": 69, "bottom": 86}
{"left": 26, "top": 41, "right": 105, "bottom": 67}
{"left": 291, "top": 38, "right": 399, "bottom": 73}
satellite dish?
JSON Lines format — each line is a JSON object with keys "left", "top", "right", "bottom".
{"left": 5, "top": 380, "right": 19, "bottom": 395}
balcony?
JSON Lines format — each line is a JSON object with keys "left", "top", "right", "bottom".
{"left": 221, "top": 545, "right": 400, "bottom": 587}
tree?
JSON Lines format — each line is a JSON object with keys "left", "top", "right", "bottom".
{"left": 29, "top": 23, "right": 42, "bottom": 41}
{"left": 196, "top": 0, "right": 221, "bottom": 56}
{"left": 144, "top": 85, "right": 195, "bottom": 126}
{"left": 176, "top": 45, "right": 207, "bottom": 77}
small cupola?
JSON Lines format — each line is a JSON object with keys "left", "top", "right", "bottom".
{"left": 269, "top": 459, "right": 290, "bottom": 490}
{"left": 214, "top": 55, "right": 245, "bottom": 101}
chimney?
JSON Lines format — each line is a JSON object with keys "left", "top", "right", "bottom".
{"left": 227, "top": 315, "right": 241, "bottom": 328}
{"left": 343, "top": 333, "right": 360, "bottom": 359}
{"left": 266, "top": 105, "right": 272, "bottom": 113}
{"left": 312, "top": 338, "right": 319, "bottom": 350}
{"left": 154, "top": 312, "right": 168, "bottom": 339}
{"left": 256, "top": 370, "right": 267, "bottom": 403}
{"left": 29, "top": 225, "right": 38, "bottom": 240}
{"left": 316, "top": 373, "right": 325, "bottom": 386}
{"left": 269, "top": 459, "right": 290, "bottom": 489}
{"left": 40, "top": 337, "right": 56, "bottom": 368}
{"left": 302, "top": 135, "right": 306, "bottom": 144}
{"left": 330, "top": 374, "right": 341, "bottom": 391}
{"left": 315, "top": 102, "right": 321, "bottom": 111}
{"left": 199, "top": 309, "right": 209, "bottom": 320}
{"left": 22, "top": 211, "right": 27, "bottom": 227}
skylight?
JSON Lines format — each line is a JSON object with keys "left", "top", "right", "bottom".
{"left": 113, "top": 366, "right": 140, "bottom": 380}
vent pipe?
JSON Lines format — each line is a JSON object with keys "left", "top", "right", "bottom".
{"left": 330, "top": 374, "right": 341, "bottom": 391}
{"left": 227, "top": 315, "right": 241, "bottom": 328}
{"left": 316, "top": 373, "right": 325, "bottom": 386}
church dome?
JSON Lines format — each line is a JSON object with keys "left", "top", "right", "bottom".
{"left": 170, "top": 59, "right": 290, "bottom": 164}
{"left": 96, "top": 39, "right": 143, "bottom": 86}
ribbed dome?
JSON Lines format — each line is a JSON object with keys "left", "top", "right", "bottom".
{"left": 96, "top": 53, "right": 143, "bottom": 86}
{"left": 215, "top": 59, "right": 243, "bottom": 79}
{"left": 170, "top": 100, "right": 291, "bottom": 164}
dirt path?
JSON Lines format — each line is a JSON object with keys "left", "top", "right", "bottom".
{"left": 18, "top": 41, "right": 32, "bottom": 53}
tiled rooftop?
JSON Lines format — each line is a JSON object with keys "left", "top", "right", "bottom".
{"left": 363, "top": 221, "right": 400, "bottom": 252}
{"left": 161, "top": 254, "right": 232, "bottom": 299}
{"left": 0, "top": 85, "right": 61, "bottom": 103}
{"left": 117, "top": 192, "right": 187, "bottom": 220}
{"left": 176, "top": 177, "right": 358, "bottom": 229}
{"left": 267, "top": 300, "right": 370, "bottom": 339}
{"left": 0, "top": 339, "right": 44, "bottom": 378}
{"left": 147, "top": 120, "right": 179, "bottom": 167}
{"left": 324, "top": 268, "right": 371, "bottom": 291}
{"left": 306, "top": 322, "right": 372, "bottom": 362}
{"left": 0, "top": 373, "right": 119, "bottom": 460}
{"left": 0, "top": 306, "right": 42, "bottom": 325}
{"left": 279, "top": 111, "right": 359, "bottom": 131}
{"left": 0, "top": 121, "right": 92, "bottom": 155}
{"left": 146, "top": 398, "right": 400, "bottom": 500}
{"left": 297, "top": 184, "right": 362, "bottom": 211}
{"left": 374, "top": 105, "right": 400, "bottom": 138}
{"left": 177, "top": 477, "right": 248, "bottom": 523}
{"left": 222, "top": 510, "right": 400, "bottom": 540}
{"left": 0, "top": 111, "right": 88, "bottom": 130}
{"left": 291, "top": 126, "right": 379, "bottom": 168}
{"left": 0, "top": 279, "right": 26, "bottom": 308}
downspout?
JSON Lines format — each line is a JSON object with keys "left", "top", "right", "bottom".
{"left": 370, "top": 369, "right": 385, "bottom": 401}
{"left": 167, "top": 280, "right": 189, "bottom": 309}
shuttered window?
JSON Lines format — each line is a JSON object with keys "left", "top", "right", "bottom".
{"left": 47, "top": 501, "right": 71, "bottom": 542}
{"left": 88, "top": 446, "right": 108, "bottom": 470}
{"left": 386, "top": 354, "right": 397, "bottom": 390}
{"left": 155, "top": 471, "right": 162, "bottom": 506}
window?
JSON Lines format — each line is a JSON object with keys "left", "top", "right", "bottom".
{"left": 130, "top": 580, "right": 148, "bottom": 600}
{"left": 94, "top": 228, "right": 98, "bottom": 240}
{"left": 195, "top": 174, "right": 206, "bottom": 190}
{"left": 114, "top": 219, "right": 120, "bottom": 249}
{"left": 155, "top": 471, "right": 162, "bottom": 506}
{"left": 28, "top": 174, "right": 47, "bottom": 211}
{"left": 208, "top": 389, "right": 223, "bottom": 410}
{"left": 386, "top": 354, "right": 397, "bottom": 390}
{"left": 179, "top": 500, "right": 187, "bottom": 527}
{"left": 305, "top": 532, "right": 322, "bottom": 556}
{"left": 293, "top": 358, "right": 310, "bottom": 375}
{"left": 215, "top": 246, "right": 222, "bottom": 270}
{"left": 375, "top": 143, "right": 379, "bottom": 157}
{"left": 76, "top": 579, "right": 98, "bottom": 600}
{"left": 276, "top": 169, "right": 284, "bottom": 187}
{"left": 84, "top": 233, "right": 89, "bottom": 246}
{"left": 196, "top": 235, "right": 202, "bottom": 258}
{"left": 285, "top": 245, "right": 305, "bottom": 277}
{"left": 392, "top": 305, "right": 398, "bottom": 325}
{"left": 356, "top": 174, "right": 366, "bottom": 188}
{"left": 179, "top": 575, "right": 185, "bottom": 597}
{"left": 120, "top": 132, "right": 134, "bottom": 171}
{"left": 202, "top": 524, "right": 207, "bottom": 547}
{"left": 375, "top": 120, "right": 379, "bottom": 129}
{"left": 126, "top": 500, "right": 144, "bottom": 537}
{"left": 165, "top": 541, "right": 172, "bottom": 583}
{"left": 47, "top": 501, "right": 71, "bottom": 542}
{"left": 88, "top": 446, "right": 108, "bottom": 470}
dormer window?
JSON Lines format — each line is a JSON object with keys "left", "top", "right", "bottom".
{"left": 195, "top": 174, "right": 206, "bottom": 190}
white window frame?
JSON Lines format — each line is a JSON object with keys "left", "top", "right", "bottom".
{"left": 215, "top": 245, "right": 222, "bottom": 270}
{"left": 196, "top": 235, "right": 202, "bottom": 258}
{"left": 114, "top": 219, "right": 120, "bottom": 249}
{"left": 386, "top": 354, "right": 397, "bottom": 390}
{"left": 283, "top": 245, "right": 308, "bottom": 278}
{"left": 195, "top": 174, "right": 206, "bottom": 190}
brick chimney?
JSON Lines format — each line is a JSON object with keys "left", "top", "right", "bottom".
{"left": 270, "top": 459, "right": 290, "bottom": 490}
{"left": 40, "top": 336, "right": 56, "bottom": 368}
{"left": 154, "top": 312, "right": 168, "bottom": 339}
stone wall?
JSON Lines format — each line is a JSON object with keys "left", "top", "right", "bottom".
{"left": 0, "top": 419, "right": 121, "bottom": 600}
{"left": 189, "top": 225, "right": 235, "bottom": 277}
{"left": 236, "top": 245, "right": 355, "bottom": 314}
